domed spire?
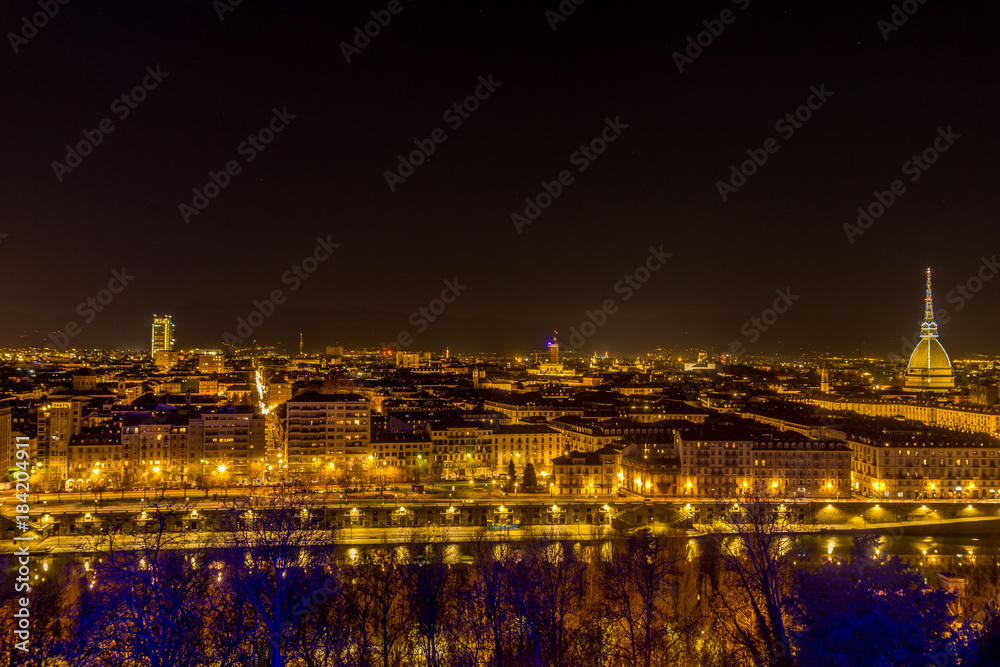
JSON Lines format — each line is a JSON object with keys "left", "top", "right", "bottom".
{"left": 920, "top": 267, "right": 938, "bottom": 339}
{"left": 905, "top": 267, "right": 954, "bottom": 392}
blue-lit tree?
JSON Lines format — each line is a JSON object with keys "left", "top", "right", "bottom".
{"left": 791, "top": 531, "right": 957, "bottom": 667}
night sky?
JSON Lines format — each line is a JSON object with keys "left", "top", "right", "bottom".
{"left": 2, "top": 0, "right": 998, "bottom": 357}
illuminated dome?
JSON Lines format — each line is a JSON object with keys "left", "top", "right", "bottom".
{"left": 904, "top": 268, "right": 955, "bottom": 392}
{"left": 905, "top": 338, "right": 953, "bottom": 388}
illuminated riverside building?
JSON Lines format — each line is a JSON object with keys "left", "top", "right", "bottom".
{"left": 151, "top": 315, "right": 175, "bottom": 356}
{"left": 67, "top": 425, "right": 122, "bottom": 480}
{"left": 904, "top": 269, "right": 955, "bottom": 391}
{"left": 284, "top": 392, "right": 370, "bottom": 471}
{"left": 676, "top": 424, "right": 753, "bottom": 497}
{"left": 121, "top": 415, "right": 189, "bottom": 485}
{"left": 36, "top": 397, "right": 84, "bottom": 479}
{"left": 427, "top": 421, "right": 494, "bottom": 478}
{"left": 674, "top": 421, "right": 850, "bottom": 499}
{"left": 849, "top": 435, "right": 1000, "bottom": 500}
{"left": 493, "top": 424, "right": 561, "bottom": 474}
{"left": 188, "top": 407, "right": 265, "bottom": 479}
{"left": 750, "top": 440, "right": 851, "bottom": 498}
{"left": 619, "top": 441, "right": 681, "bottom": 496}
{"left": 551, "top": 445, "right": 620, "bottom": 495}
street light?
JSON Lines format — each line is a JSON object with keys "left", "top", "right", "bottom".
{"left": 215, "top": 464, "right": 228, "bottom": 497}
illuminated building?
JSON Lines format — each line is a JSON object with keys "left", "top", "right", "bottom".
{"left": 619, "top": 442, "right": 681, "bottom": 496}
{"left": 266, "top": 377, "right": 293, "bottom": 407}
{"left": 849, "top": 435, "right": 1000, "bottom": 500}
{"left": 188, "top": 407, "right": 265, "bottom": 478}
{"left": 151, "top": 315, "right": 175, "bottom": 356}
{"left": 807, "top": 398, "right": 1000, "bottom": 436}
{"left": 36, "top": 397, "right": 84, "bottom": 479}
{"left": 904, "top": 269, "right": 955, "bottom": 391}
{"left": 751, "top": 440, "right": 850, "bottom": 498}
{"left": 551, "top": 445, "right": 620, "bottom": 495}
{"left": 426, "top": 420, "right": 493, "bottom": 478}
{"left": 121, "top": 415, "right": 188, "bottom": 485}
{"left": 493, "top": 424, "right": 560, "bottom": 474}
{"left": 71, "top": 368, "right": 98, "bottom": 392}
{"left": 153, "top": 350, "right": 179, "bottom": 370}
{"left": 676, "top": 424, "right": 754, "bottom": 497}
{"left": 284, "top": 392, "right": 370, "bottom": 471}
{"left": 67, "top": 425, "right": 122, "bottom": 479}
{"left": 197, "top": 349, "right": 224, "bottom": 373}
{"left": 484, "top": 395, "right": 585, "bottom": 422}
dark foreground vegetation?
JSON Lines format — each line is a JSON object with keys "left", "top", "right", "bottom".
{"left": 3, "top": 494, "right": 1000, "bottom": 667}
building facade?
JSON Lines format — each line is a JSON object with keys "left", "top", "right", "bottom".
{"left": 284, "top": 392, "right": 370, "bottom": 472}
{"left": 551, "top": 445, "right": 621, "bottom": 495}
{"left": 188, "top": 407, "right": 265, "bottom": 480}
{"left": 849, "top": 436, "right": 1000, "bottom": 500}
{"left": 751, "top": 440, "right": 851, "bottom": 498}
{"left": 35, "top": 397, "right": 84, "bottom": 479}
{"left": 151, "top": 315, "right": 175, "bottom": 356}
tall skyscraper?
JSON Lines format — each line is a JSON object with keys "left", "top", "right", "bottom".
{"left": 905, "top": 269, "right": 955, "bottom": 392}
{"left": 548, "top": 331, "right": 560, "bottom": 364}
{"left": 151, "top": 315, "right": 175, "bottom": 356}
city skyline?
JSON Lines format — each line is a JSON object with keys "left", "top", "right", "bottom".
{"left": 21, "top": 261, "right": 999, "bottom": 362}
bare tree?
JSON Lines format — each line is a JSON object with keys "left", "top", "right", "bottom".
{"left": 216, "top": 494, "right": 340, "bottom": 667}
{"left": 405, "top": 551, "right": 454, "bottom": 667}
{"left": 466, "top": 531, "right": 519, "bottom": 667}
{"left": 514, "top": 533, "right": 588, "bottom": 667}
{"left": 86, "top": 502, "right": 212, "bottom": 667}
{"left": 341, "top": 548, "right": 413, "bottom": 667}
{"left": 598, "top": 528, "right": 691, "bottom": 667}
{"left": 707, "top": 494, "right": 797, "bottom": 667}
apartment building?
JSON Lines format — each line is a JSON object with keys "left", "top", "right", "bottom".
{"left": 284, "top": 392, "right": 370, "bottom": 472}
